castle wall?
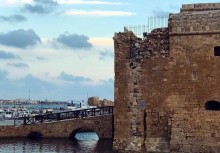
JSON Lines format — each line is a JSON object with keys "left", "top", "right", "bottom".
{"left": 114, "top": 29, "right": 170, "bottom": 152}
{"left": 169, "top": 4, "right": 220, "bottom": 152}
{"left": 114, "top": 3, "right": 220, "bottom": 153}
{"left": 114, "top": 32, "right": 145, "bottom": 152}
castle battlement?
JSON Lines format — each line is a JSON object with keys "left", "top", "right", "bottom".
{"left": 181, "top": 3, "right": 220, "bottom": 12}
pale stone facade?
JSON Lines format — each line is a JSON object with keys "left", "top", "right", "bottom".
{"left": 114, "top": 3, "right": 220, "bottom": 153}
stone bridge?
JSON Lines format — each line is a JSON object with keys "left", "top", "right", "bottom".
{"left": 0, "top": 107, "right": 113, "bottom": 139}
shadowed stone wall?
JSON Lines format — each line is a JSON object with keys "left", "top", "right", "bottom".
{"left": 114, "top": 28, "right": 170, "bottom": 152}
{"left": 114, "top": 3, "right": 220, "bottom": 153}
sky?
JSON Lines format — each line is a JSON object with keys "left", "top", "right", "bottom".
{"left": 0, "top": 0, "right": 217, "bottom": 101}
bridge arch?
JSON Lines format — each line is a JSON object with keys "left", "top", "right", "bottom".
{"left": 69, "top": 127, "right": 100, "bottom": 140}
{"left": 1, "top": 115, "right": 113, "bottom": 139}
{"left": 27, "top": 131, "right": 43, "bottom": 139}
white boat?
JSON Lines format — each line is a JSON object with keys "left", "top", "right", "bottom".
{"left": 5, "top": 111, "right": 13, "bottom": 119}
{"left": 18, "top": 110, "right": 29, "bottom": 117}
{"left": 67, "top": 100, "right": 97, "bottom": 111}
{"left": 2, "top": 105, "right": 30, "bottom": 119}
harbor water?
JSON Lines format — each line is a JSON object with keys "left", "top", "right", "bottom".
{"left": 0, "top": 132, "right": 114, "bottom": 153}
{"left": 0, "top": 103, "right": 114, "bottom": 152}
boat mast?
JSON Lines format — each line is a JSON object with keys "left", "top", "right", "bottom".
{"left": 28, "top": 89, "right": 30, "bottom": 103}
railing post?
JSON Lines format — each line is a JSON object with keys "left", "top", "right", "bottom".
{"left": 109, "top": 106, "right": 110, "bottom": 115}
{"left": 81, "top": 110, "right": 84, "bottom": 118}
{"left": 40, "top": 115, "right": 43, "bottom": 123}
{"left": 75, "top": 111, "right": 79, "bottom": 118}
{"left": 93, "top": 108, "right": 95, "bottom": 117}
{"left": 23, "top": 117, "right": 27, "bottom": 125}
{"left": 57, "top": 113, "right": 61, "bottom": 120}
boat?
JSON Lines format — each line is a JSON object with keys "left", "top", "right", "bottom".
{"left": 0, "top": 109, "right": 6, "bottom": 120}
{"left": 66, "top": 100, "right": 97, "bottom": 111}
{"left": 4, "top": 110, "right": 13, "bottom": 119}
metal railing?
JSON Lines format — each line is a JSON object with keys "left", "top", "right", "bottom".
{"left": 124, "top": 25, "right": 149, "bottom": 38}
{"left": 14, "top": 106, "right": 114, "bottom": 126}
{"left": 124, "top": 16, "right": 168, "bottom": 38}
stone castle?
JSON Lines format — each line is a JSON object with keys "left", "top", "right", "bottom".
{"left": 114, "top": 3, "right": 220, "bottom": 153}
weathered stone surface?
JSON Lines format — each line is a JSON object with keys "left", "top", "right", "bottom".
{"left": 114, "top": 2, "right": 220, "bottom": 153}
{"left": 0, "top": 115, "right": 113, "bottom": 139}
{"left": 88, "top": 96, "right": 100, "bottom": 107}
{"left": 101, "top": 99, "right": 114, "bottom": 107}
{"left": 88, "top": 96, "right": 114, "bottom": 107}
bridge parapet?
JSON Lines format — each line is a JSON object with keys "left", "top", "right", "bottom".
{"left": 14, "top": 106, "right": 113, "bottom": 126}
{"left": 0, "top": 115, "right": 113, "bottom": 139}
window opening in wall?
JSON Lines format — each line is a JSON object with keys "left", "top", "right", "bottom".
{"left": 205, "top": 100, "right": 220, "bottom": 110}
{"left": 214, "top": 46, "right": 220, "bottom": 56}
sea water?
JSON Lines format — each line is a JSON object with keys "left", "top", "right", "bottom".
{"left": 0, "top": 132, "right": 114, "bottom": 153}
{"left": 0, "top": 103, "right": 114, "bottom": 152}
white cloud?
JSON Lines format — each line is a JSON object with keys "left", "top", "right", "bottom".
{"left": 57, "top": 0, "right": 127, "bottom": 5}
{"left": 0, "top": 0, "right": 32, "bottom": 6}
{"left": 64, "top": 10, "right": 136, "bottom": 17}
{"left": 0, "top": 0, "right": 127, "bottom": 6}
{"left": 89, "top": 37, "right": 113, "bottom": 48}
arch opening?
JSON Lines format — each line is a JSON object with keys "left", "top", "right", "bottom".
{"left": 205, "top": 100, "right": 220, "bottom": 110}
{"left": 69, "top": 128, "right": 99, "bottom": 141}
{"left": 27, "top": 132, "right": 43, "bottom": 139}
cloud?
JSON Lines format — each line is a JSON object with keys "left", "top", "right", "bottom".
{"left": 0, "top": 29, "right": 41, "bottom": 48}
{"left": 36, "top": 57, "right": 47, "bottom": 60}
{"left": 56, "top": 33, "right": 92, "bottom": 49}
{"left": 14, "top": 74, "right": 56, "bottom": 96}
{"left": 64, "top": 10, "right": 136, "bottom": 17}
{"left": 0, "top": 73, "right": 57, "bottom": 100}
{"left": 99, "top": 49, "right": 113, "bottom": 60}
{"left": 7, "top": 63, "right": 29, "bottom": 68}
{"left": 23, "top": 0, "right": 58, "bottom": 14}
{"left": 35, "top": 0, "right": 57, "bottom": 5}
{"left": 0, "top": 15, "right": 27, "bottom": 23}
{"left": 58, "top": 71, "right": 91, "bottom": 82}
{"left": 152, "top": 9, "right": 170, "bottom": 17}
{"left": 24, "top": 4, "right": 52, "bottom": 14}
{"left": 0, "top": 69, "right": 8, "bottom": 80}
{"left": 57, "top": 0, "right": 128, "bottom": 5}
{"left": 0, "top": 50, "right": 20, "bottom": 59}
{"left": 0, "top": 70, "right": 113, "bottom": 100}
{"left": 0, "top": 0, "right": 31, "bottom": 6}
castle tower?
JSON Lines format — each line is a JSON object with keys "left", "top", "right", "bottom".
{"left": 114, "top": 3, "right": 220, "bottom": 153}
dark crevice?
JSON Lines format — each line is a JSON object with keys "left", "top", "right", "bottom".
{"left": 143, "top": 110, "right": 147, "bottom": 147}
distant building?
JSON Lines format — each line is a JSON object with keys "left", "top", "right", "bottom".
{"left": 87, "top": 96, "right": 114, "bottom": 107}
